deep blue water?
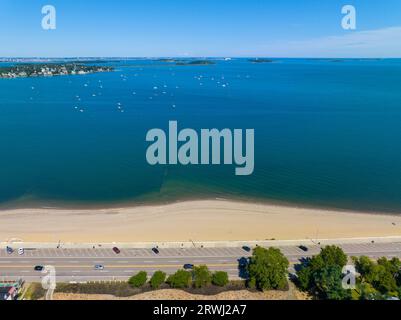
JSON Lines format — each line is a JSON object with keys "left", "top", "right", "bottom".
{"left": 1, "top": 58, "right": 401, "bottom": 212}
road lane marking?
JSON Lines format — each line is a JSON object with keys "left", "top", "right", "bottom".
{"left": 0, "top": 255, "right": 247, "bottom": 259}
{"left": 0, "top": 263, "right": 237, "bottom": 269}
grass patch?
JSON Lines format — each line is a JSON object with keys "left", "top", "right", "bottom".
{"left": 25, "top": 283, "right": 46, "bottom": 300}
{"left": 53, "top": 280, "right": 269, "bottom": 298}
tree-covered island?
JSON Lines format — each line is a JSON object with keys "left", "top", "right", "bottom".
{"left": 0, "top": 63, "right": 114, "bottom": 78}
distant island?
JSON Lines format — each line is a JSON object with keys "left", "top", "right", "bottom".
{"left": 0, "top": 63, "right": 114, "bottom": 78}
{"left": 175, "top": 60, "right": 215, "bottom": 66}
{"left": 157, "top": 59, "right": 216, "bottom": 66}
{"left": 249, "top": 58, "right": 274, "bottom": 63}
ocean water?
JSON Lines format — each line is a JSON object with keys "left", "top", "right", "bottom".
{"left": 1, "top": 58, "right": 401, "bottom": 212}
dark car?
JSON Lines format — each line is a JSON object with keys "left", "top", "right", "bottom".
{"left": 6, "top": 246, "right": 13, "bottom": 254}
{"left": 183, "top": 264, "right": 194, "bottom": 270}
{"left": 34, "top": 265, "right": 44, "bottom": 271}
{"left": 152, "top": 247, "right": 160, "bottom": 254}
{"left": 299, "top": 245, "right": 308, "bottom": 252}
{"left": 242, "top": 246, "right": 251, "bottom": 252}
{"left": 112, "top": 247, "right": 121, "bottom": 254}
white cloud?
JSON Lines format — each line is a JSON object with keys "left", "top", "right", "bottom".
{"left": 253, "top": 26, "right": 401, "bottom": 58}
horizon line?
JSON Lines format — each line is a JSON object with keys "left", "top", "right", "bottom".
{"left": 1, "top": 56, "right": 401, "bottom": 59}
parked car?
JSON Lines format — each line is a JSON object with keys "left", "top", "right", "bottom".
{"left": 6, "top": 246, "right": 13, "bottom": 254}
{"left": 242, "top": 246, "right": 251, "bottom": 252}
{"left": 34, "top": 265, "right": 44, "bottom": 271}
{"left": 112, "top": 247, "right": 121, "bottom": 254}
{"left": 18, "top": 248, "right": 24, "bottom": 255}
{"left": 299, "top": 245, "right": 309, "bottom": 252}
{"left": 183, "top": 264, "right": 194, "bottom": 270}
{"left": 94, "top": 265, "right": 104, "bottom": 270}
{"left": 152, "top": 247, "right": 160, "bottom": 254}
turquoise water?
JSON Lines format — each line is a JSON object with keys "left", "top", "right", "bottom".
{"left": 1, "top": 58, "right": 401, "bottom": 212}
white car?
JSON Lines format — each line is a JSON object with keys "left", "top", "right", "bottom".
{"left": 18, "top": 248, "right": 24, "bottom": 255}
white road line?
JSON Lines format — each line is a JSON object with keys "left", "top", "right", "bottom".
{"left": 0, "top": 255, "right": 247, "bottom": 259}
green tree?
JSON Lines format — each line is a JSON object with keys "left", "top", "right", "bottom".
{"left": 352, "top": 256, "right": 400, "bottom": 298}
{"left": 193, "top": 265, "right": 212, "bottom": 288}
{"left": 366, "top": 264, "right": 398, "bottom": 295}
{"left": 313, "top": 265, "right": 351, "bottom": 300}
{"left": 150, "top": 271, "right": 166, "bottom": 289}
{"left": 296, "top": 246, "right": 351, "bottom": 299}
{"left": 352, "top": 282, "right": 381, "bottom": 300}
{"left": 297, "top": 264, "right": 313, "bottom": 291}
{"left": 319, "top": 245, "right": 347, "bottom": 268}
{"left": 128, "top": 271, "right": 147, "bottom": 288}
{"left": 377, "top": 257, "right": 401, "bottom": 275}
{"left": 247, "top": 247, "right": 289, "bottom": 291}
{"left": 167, "top": 270, "right": 192, "bottom": 288}
{"left": 212, "top": 271, "right": 229, "bottom": 287}
{"left": 353, "top": 256, "right": 374, "bottom": 276}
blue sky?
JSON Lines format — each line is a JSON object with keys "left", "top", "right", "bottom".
{"left": 1, "top": 0, "right": 401, "bottom": 57}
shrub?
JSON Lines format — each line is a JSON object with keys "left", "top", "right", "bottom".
{"left": 128, "top": 271, "right": 147, "bottom": 288}
{"left": 193, "top": 265, "right": 212, "bottom": 288}
{"left": 166, "top": 270, "right": 192, "bottom": 288}
{"left": 212, "top": 271, "right": 229, "bottom": 287}
{"left": 150, "top": 271, "right": 166, "bottom": 289}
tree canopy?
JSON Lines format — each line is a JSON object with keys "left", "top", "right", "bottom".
{"left": 297, "top": 246, "right": 351, "bottom": 300}
{"left": 247, "top": 247, "right": 289, "bottom": 291}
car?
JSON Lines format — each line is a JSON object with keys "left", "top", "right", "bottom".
{"left": 34, "top": 265, "right": 44, "bottom": 271}
{"left": 152, "top": 247, "right": 160, "bottom": 254}
{"left": 299, "top": 245, "right": 308, "bottom": 252}
{"left": 242, "top": 246, "right": 251, "bottom": 252}
{"left": 6, "top": 246, "right": 13, "bottom": 254}
{"left": 183, "top": 264, "right": 194, "bottom": 270}
{"left": 94, "top": 265, "right": 104, "bottom": 270}
{"left": 18, "top": 248, "right": 24, "bottom": 255}
{"left": 112, "top": 247, "right": 121, "bottom": 254}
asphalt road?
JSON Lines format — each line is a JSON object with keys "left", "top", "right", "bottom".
{"left": 1, "top": 241, "right": 401, "bottom": 282}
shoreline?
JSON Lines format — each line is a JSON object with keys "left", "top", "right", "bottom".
{"left": 3, "top": 193, "right": 401, "bottom": 215}
{"left": 1, "top": 199, "right": 401, "bottom": 243}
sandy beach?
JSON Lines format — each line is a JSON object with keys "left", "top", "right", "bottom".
{"left": 0, "top": 200, "right": 401, "bottom": 243}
